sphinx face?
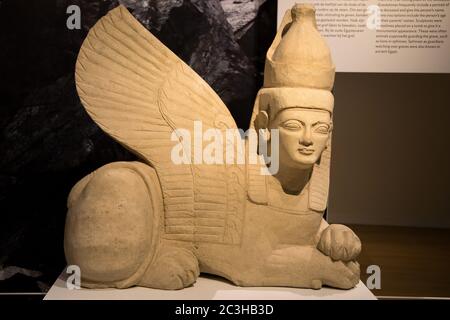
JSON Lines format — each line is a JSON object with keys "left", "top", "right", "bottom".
{"left": 269, "top": 108, "right": 331, "bottom": 170}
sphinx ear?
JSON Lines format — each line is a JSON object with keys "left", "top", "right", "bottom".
{"left": 325, "top": 121, "right": 333, "bottom": 148}
{"left": 255, "top": 110, "right": 271, "bottom": 143}
{"left": 254, "top": 110, "right": 270, "bottom": 131}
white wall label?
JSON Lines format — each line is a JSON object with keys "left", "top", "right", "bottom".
{"left": 278, "top": 0, "right": 450, "bottom": 73}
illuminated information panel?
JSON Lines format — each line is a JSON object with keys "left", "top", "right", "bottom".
{"left": 279, "top": 0, "right": 450, "bottom": 73}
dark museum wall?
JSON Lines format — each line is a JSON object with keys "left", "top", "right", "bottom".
{"left": 328, "top": 72, "right": 450, "bottom": 229}
{"left": 0, "top": 0, "right": 449, "bottom": 292}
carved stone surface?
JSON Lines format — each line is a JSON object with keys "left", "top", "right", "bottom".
{"left": 65, "top": 3, "right": 362, "bottom": 290}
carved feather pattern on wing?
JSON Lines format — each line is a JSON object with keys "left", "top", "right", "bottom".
{"left": 75, "top": 5, "right": 245, "bottom": 244}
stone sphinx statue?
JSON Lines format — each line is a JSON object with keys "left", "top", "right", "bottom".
{"left": 64, "top": 3, "right": 362, "bottom": 290}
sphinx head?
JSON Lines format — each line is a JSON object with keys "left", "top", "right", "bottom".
{"left": 253, "top": 3, "right": 335, "bottom": 176}
{"left": 255, "top": 87, "right": 333, "bottom": 170}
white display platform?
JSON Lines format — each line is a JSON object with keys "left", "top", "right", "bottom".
{"left": 45, "top": 272, "right": 376, "bottom": 300}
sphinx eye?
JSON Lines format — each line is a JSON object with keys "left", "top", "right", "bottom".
{"left": 281, "top": 120, "right": 302, "bottom": 130}
{"left": 314, "top": 125, "right": 330, "bottom": 134}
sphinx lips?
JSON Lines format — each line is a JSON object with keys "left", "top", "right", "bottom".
{"left": 298, "top": 148, "right": 315, "bottom": 155}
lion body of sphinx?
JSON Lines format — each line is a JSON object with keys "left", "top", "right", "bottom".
{"left": 64, "top": 160, "right": 359, "bottom": 290}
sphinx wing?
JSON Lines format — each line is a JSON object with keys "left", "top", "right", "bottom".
{"left": 75, "top": 5, "right": 245, "bottom": 245}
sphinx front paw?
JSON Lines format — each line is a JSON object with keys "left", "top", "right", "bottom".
{"left": 140, "top": 245, "right": 200, "bottom": 290}
{"left": 321, "top": 260, "right": 360, "bottom": 289}
{"left": 317, "top": 224, "right": 361, "bottom": 262}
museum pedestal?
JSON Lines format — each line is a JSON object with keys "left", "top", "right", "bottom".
{"left": 44, "top": 271, "right": 376, "bottom": 300}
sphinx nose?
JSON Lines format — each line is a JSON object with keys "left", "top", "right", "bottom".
{"left": 300, "top": 127, "right": 313, "bottom": 146}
